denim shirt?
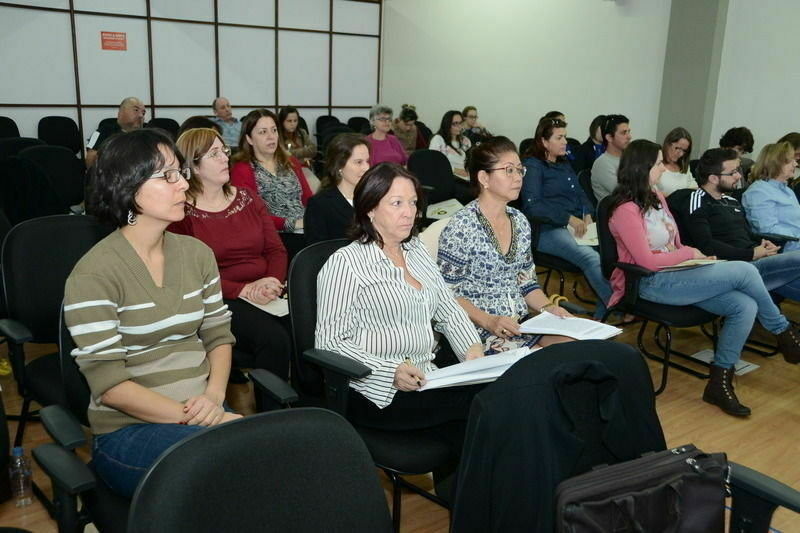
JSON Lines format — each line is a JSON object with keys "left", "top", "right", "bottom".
{"left": 742, "top": 179, "right": 800, "bottom": 252}
{"left": 210, "top": 117, "right": 242, "bottom": 147}
{"left": 521, "top": 156, "right": 593, "bottom": 227}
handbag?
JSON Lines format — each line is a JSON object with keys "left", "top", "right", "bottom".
{"left": 555, "top": 444, "right": 728, "bottom": 533}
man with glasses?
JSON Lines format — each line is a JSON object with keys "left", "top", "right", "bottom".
{"left": 210, "top": 96, "right": 242, "bottom": 148}
{"left": 681, "top": 148, "right": 800, "bottom": 302}
{"left": 590, "top": 114, "right": 631, "bottom": 203}
{"left": 85, "top": 96, "right": 146, "bottom": 167}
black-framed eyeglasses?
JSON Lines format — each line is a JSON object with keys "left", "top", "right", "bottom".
{"left": 197, "top": 145, "right": 232, "bottom": 161}
{"left": 489, "top": 165, "right": 526, "bottom": 177}
{"left": 149, "top": 168, "right": 191, "bottom": 183}
{"left": 718, "top": 167, "right": 742, "bottom": 177}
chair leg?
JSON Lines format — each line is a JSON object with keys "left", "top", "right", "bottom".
{"left": 13, "top": 397, "right": 32, "bottom": 447}
{"left": 390, "top": 472, "right": 402, "bottom": 533}
{"left": 655, "top": 326, "right": 672, "bottom": 396}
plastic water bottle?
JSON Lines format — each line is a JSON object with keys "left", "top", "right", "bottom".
{"left": 9, "top": 446, "right": 32, "bottom": 507}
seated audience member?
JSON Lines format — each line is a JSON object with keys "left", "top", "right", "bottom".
{"left": 719, "top": 126, "right": 755, "bottom": 182}
{"left": 521, "top": 117, "right": 612, "bottom": 319}
{"left": 461, "top": 106, "right": 492, "bottom": 145}
{"left": 170, "top": 128, "right": 290, "bottom": 381}
{"left": 305, "top": 133, "right": 370, "bottom": 244}
{"left": 230, "top": 109, "right": 312, "bottom": 256}
{"left": 315, "top": 162, "right": 484, "bottom": 496}
{"left": 742, "top": 142, "right": 800, "bottom": 251}
{"left": 542, "top": 111, "right": 580, "bottom": 162}
{"left": 429, "top": 110, "right": 472, "bottom": 178}
{"left": 572, "top": 114, "right": 606, "bottom": 173}
{"left": 591, "top": 114, "right": 631, "bottom": 202}
{"left": 85, "top": 96, "right": 146, "bottom": 167}
{"left": 607, "top": 139, "right": 800, "bottom": 417}
{"left": 279, "top": 106, "right": 316, "bottom": 167}
{"left": 657, "top": 127, "right": 697, "bottom": 196}
{"left": 392, "top": 104, "right": 424, "bottom": 155}
{"left": 437, "top": 136, "right": 574, "bottom": 354}
{"left": 683, "top": 147, "right": 800, "bottom": 301}
{"left": 64, "top": 129, "right": 239, "bottom": 497}
{"left": 178, "top": 115, "right": 222, "bottom": 138}
{"left": 778, "top": 132, "right": 800, "bottom": 179}
{"left": 366, "top": 104, "right": 408, "bottom": 166}
{"left": 210, "top": 97, "right": 241, "bottom": 148}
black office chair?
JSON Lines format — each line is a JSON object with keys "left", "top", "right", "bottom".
{"left": 297, "top": 115, "right": 309, "bottom": 135}
{"left": 452, "top": 340, "right": 800, "bottom": 532}
{"left": 315, "top": 115, "right": 341, "bottom": 139}
{"left": 596, "top": 196, "right": 718, "bottom": 394}
{"left": 0, "top": 156, "right": 69, "bottom": 225}
{"left": 18, "top": 145, "right": 86, "bottom": 209}
{"left": 348, "top": 116, "right": 371, "bottom": 134}
{"left": 408, "top": 149, "right": 457, "bottom": 204}
{"left": 416, "top": 120, "right": 433, "bottom": 146}
{"left": 319, "top": 124, "right": 353, "bottom": 154}
{"left": 146, "top": 117, "right": 180, "bottom": 140}
{"left": 577, "top": 168, "right": 597, "bottom": 210}
{"left": 0, "top": 137, "right": 44, "bottom": 160}
{"left": 37, "top": 116, "right": 82, "bottom": 156}
{"left": 96, "top": 117, "right": 117, "bottom": 130}
{"left": 0, "top": 116, "right": 20, "bottom": 139}
{"left": 288, "top": 240, "right": 455, "bottom": 532}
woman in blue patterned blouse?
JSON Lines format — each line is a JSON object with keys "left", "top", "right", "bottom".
{"left": 437, "top": 136, "right": 575, "bottom": 354}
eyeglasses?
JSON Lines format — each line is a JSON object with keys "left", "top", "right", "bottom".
{"left": 489, "top": 165, "right": 526, "bottom": 177}
{"left": 452, "top": 121, "right": 463, "bottom": 127}
{"left": 375, "top": 116, "right": 392, "bottom": 123}
{"left": 466, "top": 115, "right": 478, "bottom": 119}
{"left": 198, "top": 145, "right": 232, "bottom": 160}
{"left": 149, "top": 167, "right": 191, "bottom": 183}
{"left": 718, "top": 167, "right": 742, "bottom": 177}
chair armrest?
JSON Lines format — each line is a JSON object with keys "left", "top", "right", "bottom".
{"left": 421, "top": 185, "right": 435, "bottom": 192}
{"left": 613, "top": 262, "right": 657, "bottom": 277}
{"left": 729, "top": 461, "right": 800, "bottom": 514}
{"left": 32, "top": 443, "right": 95, "bottom": 495}
{"left": 249, "top": 368, "right": 299, "bottom": 406}
{"left": 613, "top": 262, "right": 656, "bottom": 309}
{"left": 754, "top": 232, "right": 800, "bottom": 244}
{"left": 559, "top": 301, "right": 590, "bottom": 316}
{"left": 302, "top": 348, "right": 372, "bottom": 379}
{"left": 0, "top": 318, "right": 33, "bottom": 344}
{"left": 40, "top": 405, "right": 87, "bottom": 450}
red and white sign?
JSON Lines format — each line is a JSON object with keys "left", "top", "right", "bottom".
{"left": 101, "top": 31, "right": 127, "bottom": 51}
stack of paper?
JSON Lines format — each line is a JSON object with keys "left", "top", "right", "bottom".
{"left": 659, "top": 259, "right": 725, "bottom": 272}
{"left": 419, "top": 347, "right": 536, "bottom": 391}
{"left": 239, "top": 296, "right": 289, "bottom": 317}
{"left": 567, "top": 222, "right": 598, "bottom": 246}
{"left": 519, "top": 313, "right": 621, "bottom": 340}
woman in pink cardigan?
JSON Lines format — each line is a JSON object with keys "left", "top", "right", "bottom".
{"left": 607, "top": 139, "right": 800, "bottom": 417}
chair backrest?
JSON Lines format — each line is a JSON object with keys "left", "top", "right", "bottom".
{"left": 287, "top": 239, "right": 349, "bottom": 393}
{"left": 0, "top": 157, "right": 69, "bottom": 224}
{"left": 37, "top": 116, "right": 82, "bottom": 155}
{"left": 416, "top": 121, "right": 433, "bottom": 145}
{"left": 596, "top": 196, "right": 619, "bottom": 280}
{"left": 129, "top": 408, "right": 392, "bottom": 533}
{"left": 97, "top": 117, "right": 117, "bottom": 130}
{"left": 297, "top": 115, "right": 309, "bottom": 135}
{"left": 0, "top": 137, "right": 44, "bottom": 160}
{"left": 577, "top": 168, "right": 597, "bottom": 209}
{"left": 0, "top": 116, "right": 20, "bottom": 139}
{"left": 1, "top": 215, "right": 113, "bottom": 343}
{"left": 347, "top": 116, "right": 371, "bottom": 134}
{"left": 408, "top": 149, "right": 456, "bottom": 204}
{"left": 664, "top": 188, "right": 695, "bottom": 246}
{"left": 18, "top": 145, "right": 86, "bottom": 207}
{"left": 320, "top": 124, "right": 354, "bottom": 153}
{"left": 58, "top": 305, "right": 91, "bottom": 427}
{"left": 316, "top": 115, "right": 340, "bottom": 135}
{"left": 146, "top": 118, "right": 180, "bottom": 140}
{"left": 518, "top": 137, "right": 534, "bottom": 157}
{"left": 418, "top": 218, "right": 451, "bottom": 259}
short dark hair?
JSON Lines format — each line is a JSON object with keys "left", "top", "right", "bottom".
{"left": 696, "top": 148, "right": 739, "bottom": 186}
{"left": 524, "top": 117, "right": 567, "bottom": 160}
{"left": 178, "top": 116, "right": 221, "bottom": 138}
{"left": 321, "top": 132, "right": 370, "bottom": 189}
{"left": 778, "top": 132, "right": 800, "bottom": 151}
{"left": 719, "top": 127, "right": 754, "bottom": 153}
{"left": 607, "top": 139, "right": 661, "bottom": 217}
{"left": 87, "top": 128, "right": 181, "bottom": 228}
{"left": 601, "top": 114, "right": 629, "bottom": 147}
{"left": 350, "top": 163, "right": 423, "bottom": 247}
{"left": 466, "top": 136, "right": 517, "bottom": 195}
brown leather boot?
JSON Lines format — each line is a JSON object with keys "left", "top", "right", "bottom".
{"left": 777, "top": 326, "right": 800, "bottom": 364}
{"left": 702, "top": 365, "right": 751, "bottom": 417}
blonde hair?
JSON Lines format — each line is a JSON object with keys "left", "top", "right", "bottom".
{"left": 176, "top": 127, "right": 232, "bottom": 202}
{"left": 751, "top": 142, "right": 794, "bottom": 181}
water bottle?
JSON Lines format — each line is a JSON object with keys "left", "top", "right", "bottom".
{"left": 9, "top": 446, "right": 32, "bottom": 507}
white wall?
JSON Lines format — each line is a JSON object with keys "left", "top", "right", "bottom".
{"left": 381, "top": 0, "right": 672, "bottom": 147}
{"left": 709, "top": 0, "right": 800, "bottom": 157}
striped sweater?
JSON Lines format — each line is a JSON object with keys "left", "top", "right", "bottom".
{"left": 64, "top": 230, "right": 234, "bottom": 435}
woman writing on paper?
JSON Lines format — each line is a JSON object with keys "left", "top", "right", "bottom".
{"left": 607, "top": 139, "right": 800, "bottom": 417}
{"left": 315, "top": 162, "right": 485, "bottom": 499}
{"left": 169, "top": 128, "right": 291, "bottom": 381}
{"left": 437, "top": 136, "right": 575, "bottom": 354}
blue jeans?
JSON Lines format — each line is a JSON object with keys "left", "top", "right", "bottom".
{"left": 753, "top": 250, "right": 800, "bottom": 301}
{"left": 638, "top": 261, "right": 789, "bottom": 368}
{"left": 92, "top": 423, "right": 205, "bottom": 498}
{"left": 538, "top": 226, "right": 612, "bottom": 318}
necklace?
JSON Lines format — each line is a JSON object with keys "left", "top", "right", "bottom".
{"left": 475, "top": 207, "right": 517, "bottom": 263}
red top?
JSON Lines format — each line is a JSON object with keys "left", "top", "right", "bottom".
{"left": 607, "top": 190, "right": 696, "bottom": 307}
{"left": 229, "top": 156, "right": 313, "bottom": 229}
{"left": 168, "top": 187, "right": 288, "bottom": 300}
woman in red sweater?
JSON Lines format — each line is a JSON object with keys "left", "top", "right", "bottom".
{"left": 607, "top": 139, "right": 800, "bottom": 417}
{"left": 170, "top": 128, "right": 291, "bottom": 380}
{"left": 230, "top": 108, "right": 312, "bottom": 258}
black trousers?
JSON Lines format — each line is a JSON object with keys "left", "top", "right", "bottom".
{"left": 225, "top": 298, "right": 291, "bottom": 380}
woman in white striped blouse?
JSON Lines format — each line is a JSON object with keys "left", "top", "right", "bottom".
{"left": 316, "top": 162, "right": 484, "bottom": 497}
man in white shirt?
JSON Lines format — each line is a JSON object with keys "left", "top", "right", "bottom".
{"left": 591, "top": 114, "right": 631, "bottom": 203}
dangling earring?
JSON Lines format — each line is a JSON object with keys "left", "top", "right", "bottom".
{"left": 127, "top": 210, "right": 137, "bottom": 226}
{"left": 338, "top": 169, "right": 343, "bottom": 176}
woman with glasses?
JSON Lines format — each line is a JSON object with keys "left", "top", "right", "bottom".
{"left": 438, "top": 137, "right": 575, "bottom": 354}
{"left": 170, "top": 128, "right": 291, "bottom": 382}
{"left": 366, "top": 104, "right": 408, "bottom": 165}
{"left": 278, "top": 106, "right": 316, "bottom": 168}
{"left": 657, "top": 127, "right": 697, "bottom": 196}
{"left": 430, "top": 110, "right": 471, "bottom": 178}
{"left": 521, "top": 117, "right": 612, "bottom": 319}
{"left": 461, "top": 106, "right": 492, "bottom": 145}
{"left": 64, "top": 129, "right": 239, "bottom": 497}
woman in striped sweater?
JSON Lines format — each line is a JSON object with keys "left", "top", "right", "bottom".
{"left": 65, "top": 129, "right": 238, "bottom": 497}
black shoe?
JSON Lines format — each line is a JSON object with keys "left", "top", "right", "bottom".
{"left": 777, "top": 326, "right": 800, "bottom": 364}
{"left": 702, "top": 365, "right": 751, "bottom": 417}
